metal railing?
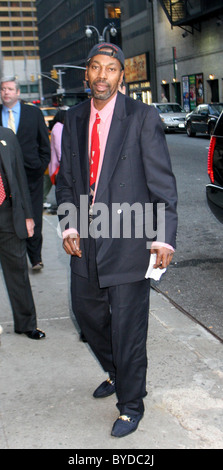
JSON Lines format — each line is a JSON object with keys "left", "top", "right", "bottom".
{"left": 158, "top": 0, "right": 223, "bottom": 26}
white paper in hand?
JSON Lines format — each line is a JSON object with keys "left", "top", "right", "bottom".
{"left": 145, "top": 253, "right": 166, "bottom": 280}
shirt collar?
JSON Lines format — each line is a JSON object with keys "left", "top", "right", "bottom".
{"left": 3, "top": 101, "right": 20, "bottom": 114}
{"left": 91, "top": 93, "right": 117, "bottom": 122}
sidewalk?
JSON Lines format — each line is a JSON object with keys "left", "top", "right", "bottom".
{"left": 0, "top": 213, "right": 223, "bottom": 450}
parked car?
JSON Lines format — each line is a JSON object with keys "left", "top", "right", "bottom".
{"left": 206, "top": 111, "right": 223, "bottom": 223}
{"left": 40, "top": 106, "right": 58, "bottom": 129}
{"left": 151, "top": 102, "right": 187, "bottom": 132}
{"left": 185, "top": 103, "right": 223, "bottom": 137}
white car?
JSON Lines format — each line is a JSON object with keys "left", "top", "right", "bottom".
{"left": 151, "top": 102, "right": 187, "bottom": 132}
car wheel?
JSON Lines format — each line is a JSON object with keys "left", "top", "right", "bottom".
{"left": 186, "top": 122, "right": 196, "bottom": 137}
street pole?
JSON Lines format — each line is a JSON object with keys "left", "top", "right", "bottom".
{"left": 85, "top": 23, "right": 117, "bottom": 43}
{"left": 53, "top": 65, "right": 86, "bottom": 95}
{"left": 30, "top": 72, "right": 59, "bottom": 103}
{"left": 53, "top": 65, "right": 86, "bottom": 70}
{"left": 172, "top": 47, "right": 177, "bottom": 103}
{"left": 38, "top": 74, "right": 44, "bottom": 104}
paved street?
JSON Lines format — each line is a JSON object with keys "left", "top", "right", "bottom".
{"left": 154, "top": 132, "right": 223, "bottom": 342}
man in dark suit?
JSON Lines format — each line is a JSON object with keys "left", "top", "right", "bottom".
{"left": 0, "top": 78, "right": 50, "bottom": 270}
{"left": 0, "top": 126, "right": 45, "bottom": 339}
{"left": 56, "top": 43, "right": 177, "bottom": 437}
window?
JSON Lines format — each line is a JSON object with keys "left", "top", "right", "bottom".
{"left": 30, "top": 84, "right": 39, "bottom": 92}
{"left": 20, "top": 85, "right": 28, "bottom": 93}
{"left": 105, "top": 4, "right": 121, "bottom": 19}
{"left": 198, "top": 105, "right": 208, "bottom": 114}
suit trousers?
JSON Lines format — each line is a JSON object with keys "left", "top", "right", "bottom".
{"left": 71, "top": 237, "right": 150, "bottom": 416}
{"left": 26, "top": 175, "right": 44, "bottom": 266}
{"left": 0, "top": 202, "right": 37, "bottom": 332}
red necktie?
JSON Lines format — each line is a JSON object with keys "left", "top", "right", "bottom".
{"left": 90, "top": 113, "right": 100, "bottom": 192}
{"left": 0, "top": 173, "right": 6, "bottom": 205}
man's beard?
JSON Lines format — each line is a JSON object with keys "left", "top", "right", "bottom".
{"left": 91, "top": 80, "right": 112, "bottom": 101}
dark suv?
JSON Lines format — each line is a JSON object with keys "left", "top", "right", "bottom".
{"left": 206, "top": 111, "right": 223, "bottom": 223}
{"left": 186, "top": 103, "right": 223, "bottom": 137}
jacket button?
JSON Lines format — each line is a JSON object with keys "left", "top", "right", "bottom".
{"left": 120, "top": 182, "right": 125, "bottom": 187}
{"left": 72, "top": 152, "right": 77, "bottom": 157}
{"left": 72, "top": 178, "right": 76, "bottom": 183}
{"left": 121, "top": 155, "right": 127, "bottom": 160}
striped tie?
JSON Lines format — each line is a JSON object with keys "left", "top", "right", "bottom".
{"left": 8, "top": 109, "right": 16, "bottom": 133}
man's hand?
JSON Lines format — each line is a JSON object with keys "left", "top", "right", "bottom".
{"left": 63, "top": 233, "right": 82, "bottom": 258}
{"left": 26, "top": 218, "right": 35, "bottom": 238}
{"left": 150, "top": 246, "right": 174, "bottom": 269}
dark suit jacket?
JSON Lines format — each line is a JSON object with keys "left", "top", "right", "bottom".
{"left": 0, "top": 127, "right": 33, "bottom": 239}
{"left": 56, "top": 92, "right": 178, "bottom": 288}
{"left": 0, "top": 103, "right": 50, "bottom": 181}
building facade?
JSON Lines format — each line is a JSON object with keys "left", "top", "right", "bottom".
{"left": 120, "top": 0, "right": 223, "bottom": 109}
{"left": 120, "top": 0, "right": 156, "bottom": 104}
{"left": 153, "top": 0, "right": 223, "bottom": 109}
{"left": 0, "top": 0, "right": 41, "bottom": 101}
{"left": 36, "top": 0, "right": 121, "bottom": 105}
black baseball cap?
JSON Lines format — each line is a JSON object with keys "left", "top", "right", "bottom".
{"left": 86, "top": 42, "right": 125, "bottom": 69}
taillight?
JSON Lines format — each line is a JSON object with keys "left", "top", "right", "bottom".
{"left": 207, "top": 136, "right": 216, "bottom": 183}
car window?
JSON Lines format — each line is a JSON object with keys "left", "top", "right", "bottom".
{"left": 209, "top": 104, "right": 223, "bottom": 115}
{"left": 156, "top": 105, "right": 168, "bottom": 113}
{"left": 198, "top": 105, "right": 208, "bottom": 114}
{"left": 168, "top": 104, "right": 184, "bottom": 113}
{"left": 41, "top": 108, "right": 57, "bottom": 116}
{"left": 156, "top": 104, "right": 184, "bottom": 113}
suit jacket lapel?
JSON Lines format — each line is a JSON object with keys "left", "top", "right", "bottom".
{"left": 16, "top": 102, "right": 25, "bottom": 137}
{"left": 0, "top": 138, "right": 12, "bottom": 187}
{"left": 76, "top": 101, "right": 90, "bottom": 195}
{"left": 95, "top": 93, "right": 131, "bottom": 202}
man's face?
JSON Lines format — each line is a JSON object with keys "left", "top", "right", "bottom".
{"left": 85, "top": 51, "right": 124, "bottom": 106}
{"left": 1, "top": 81, "right": 20, "bottom": 108}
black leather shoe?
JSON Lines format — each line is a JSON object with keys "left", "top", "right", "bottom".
{"left": 15, "top": 328, "right": 46, "bottom": 339}
{"left": 32, "top": 262, "right": 44, "bottom": 271}
{"left": 93, "top": 378, "right": 115, "bottom": 398}
{"left": 25, "top": 328, "right": 45, "bottom": 339}
{"left": 111, "top": 414, "right": 143, "bottom": 438}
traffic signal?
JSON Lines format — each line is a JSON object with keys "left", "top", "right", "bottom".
{"left": 30, "top": 74, "right": 35, "bottom": 82}
{"left": 51, "top": 69, "right": 58, "bottom": 79}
